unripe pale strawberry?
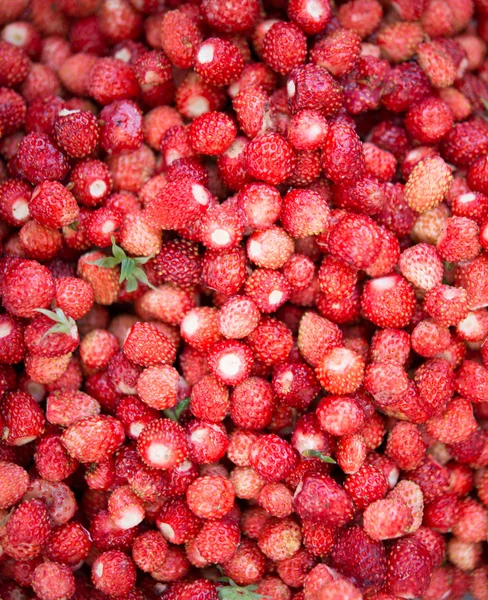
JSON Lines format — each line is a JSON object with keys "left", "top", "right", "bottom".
{"left": 405, "top": 156, "right": 453, "bottom": 213}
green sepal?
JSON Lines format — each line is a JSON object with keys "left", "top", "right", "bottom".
{"left": 88, "top": 237, "right": 156, "bottom": 293}
{"left": 302, "top": 449, "right": 337, "bottom": 463}
{"left": 217, "top": 578, "right": 270, "bottom": 600}
{"left": 481, "top": 98, "right": 488, "bottom": 113}
{"left": 163, "top": 397, "right": 190, "bottom": 422}
{"left": 34, "top": 307, "right": 77, "bottom": 339}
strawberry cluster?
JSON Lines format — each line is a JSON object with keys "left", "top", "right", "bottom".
{"left": 2, "top": 0, "right": 488, "bottom": 599}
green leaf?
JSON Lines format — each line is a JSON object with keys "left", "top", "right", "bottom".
{"left": 68, "top": 221, "right": 78, "bottom": 231}
{"left": 302, "top": 449, "right": 337, "bottom": 463}
{"left": 481, "top": 98, "right": 488, "bottom": 113}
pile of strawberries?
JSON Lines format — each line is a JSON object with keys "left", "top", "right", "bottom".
{"left": 4, "top": 0, "right": 488, "bottom": 599}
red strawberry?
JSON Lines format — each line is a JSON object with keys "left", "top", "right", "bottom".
{"left": 386, "top": 538, "right": 434, "bottom": 598}
{"left": 61, "top": 415, "right": 125, "bottom": 463}
{"left": 1, "top": 390, "right": 45, "bottom": 446}
{"left": 331, "top": 525, "right": 387, "bottom": 593}
{"left": 123, "top": 321, "right": 176, "bottom": 367}
{"left": 137, "top": 418, "right": 189, "bottom": 470}
{"left": 293, "top": 473, "right": 354, "bottom": 526}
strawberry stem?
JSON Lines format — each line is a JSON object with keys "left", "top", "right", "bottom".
{"left": 35, "top": 307, "right": 77, "bottom": 339}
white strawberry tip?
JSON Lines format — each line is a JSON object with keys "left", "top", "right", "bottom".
{"left": 192, "top": 183, "right": 210, "bottom": 206}
{"left": 306, "top": 0, "right": 324, "bottom": 19}
{"left": 197, "top": 44, "right": 214, "bottom": 64}
{"left": 211, "top": 228, "right": 231, "bottom": 246}
{"left": 146, "top": 441, "right": 173, "bottom": 467}
{"left": 218, "top": 352, "right": 242, "bottom": 378}
{"left": 186, "top": 96, "right": 210, "bottom": 118}
{"left": 115, "top": 506, "right": 144, "bottom": 530}
{"left": 89, "top": 179, "right": 107, "bottom": 199}
{"left": 11, "top": 199, "right": 29, "bottom": 221}
{"left": 158, "top": 521, "right": 175, "bottom": 542}
{"left": 0, "top": 322, "right": 12, "bottom": 339}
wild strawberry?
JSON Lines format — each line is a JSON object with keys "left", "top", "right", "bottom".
{"left": 287, "top": 109, "right": 328, "bottom": 153}
{"left": 92, "top": 550, "right": 137, "bottom": 597}
{"left": 293, "top": 473, "right": 354, "bottom": 526}
{"left": 137, "top": 419, "right": 188, "bottom": 470}
{"left": 343, "top": 464, "right": 388, "bottom": 510}
{"left": 377, "top": 21, "right": 424, "bottom": 63}
{"left": 405, "top": 156, "right": 453, "bottom": 213}
{"left": 194, "top": 38, "right": 244, "bottom": 87}
{"left": 298, "top": 312, "right": 343, "bottom": 368}
{"left": 452, "top": 497, "right": 488, "bottom": 544}
{"left": 222, "top": 538, "right": 266, "bottom": 586}
{"left": 411, "top": 318, "right": 451, "bottom": 358}
{"left": 1, "top": 390, "right": 45, "bottom": 446}
{"left": 281, "top": 188, "right": 330, "bottom": 239}
{"left": 2, "top": 258, "right": 55, "bottom": 318}
{"left": 257, "top": 517, "right": 302, "bottom": 563}
{"left": 230, "top": 465, "right": 266, "bottom": 499}
{"left": 315, "top": 346, "right": 365, "bottom": 395}
{"left": 405, "top": 97, "right": 453, "bottom": 148}
{"left": 206, "top": 339, "right": 254, "bottom": 386}
{"left": 388, "top": 479, "right": 424, "bottom": 533}
{"left": 31, "top": 560, "right": 75, "bottom": 600}
{"left": 132, "top": 530, "right": 168, "bottom": 572}
{"left": 145, "top": 177, "right": 211, "bottom": 231}
{"left": 320, "top": 123, "right": 365, "bottom": 185}
{"left": 195, "top": 518, "right": 240, "bottom": 563}
{"left": 0, "top": 40, "right": 30, "bottom": 87}
{"left": 245, "top": 132, "right": 296, "bottom": 185}
{"left": 44, "top": 521, "right": 91, "bottom": 566}
{"left": 363, "top": 497, "right": 412, "bottom": 541}
{"left": 77, "top": 251, "right": 121, "bottom": 306}
{"left": 236, "top": 182, "right": 282, "bottom": 230}
{"left": 385, "top": 422, "right": 425, "bottom": 471}
{"left": 61, "top": 415, "right": 124, "bottom": 463}
{"left": 185, "top": 474, "right": 234, "bottom": 520}
{"left": 123, "top": 322, "right": 176, "bottom": 367}
{"left": 7, "top": 498, "right": 50, "bottom": 550}
{"left": 199, "top": 203, "right": 244, "bottom": 253}
{"left": 327, "top": 213, "right": 382, "bottom": 270}
{"left": 0, "top": 460, "right": 29, "bottom": 508}
{"left": 155, "top": 496, "right": 201, "bottom": 545}
{"left": 46, "top": 389, "right": 100, "bottom": 428}
{"left": 87, "top": 56, "right": 139, "bottom": 105}
{"left": 261, "top": 21, "right": 307, "bottom": 76}
{"left": 107, "top": 484, "right": 145, "bottom": 531}
{"left": 417, "top": 41, "right": 457, "bottom": 89}
{"left": 386, "top": 538, "right": 434, "bottom": 598}
{"left": 362, "top": 274, "right": 416, "bottom": 329}
{"left": 310, "top": 29, "right": 361, "bottom": 79}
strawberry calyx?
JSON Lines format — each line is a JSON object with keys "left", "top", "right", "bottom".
{"left": 90, "top": 236, "right": 156, "bottom": 293}
{"left": 35, "top": 307, "right": 77, "bottom": 339}
{"left": 217, "top": 577, "right": 270, "bottom": 600}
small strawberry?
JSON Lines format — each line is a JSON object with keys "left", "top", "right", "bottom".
{"left": 195, "top": 518, "right": 240, "bottom": 564}
{"left": 1, "top": 390, "right": 45, "bottom": 446}
{"left": 92, "top": 550, "right": 137, "bottom": 597}
{"left": 386, "top": 538, "right": 434, "bottom": 598}
{"left": 258, "top": 517, "right": 302, "bottom": 562}
{"left": 61, "top": 415, "right": 125, "bottom": 463}
{"left": 405, "top": 156, "right": 453, "bottom": 213}
{"left": 294, "top": 473, "right": 354, "bottom": 526}
{"left": 31, "top": 561, "right": 75, "bottom": 600}
{"left": 315, "top": 347, "right": 365, "bottom": 395}
{"left": 137, "top": 418, "right": 189, "bottom": 470}
{"left": 123, "top": 321, "right": 176, "bottom": 367}
{"left": 361, "top": 274, "right": 416, "bottom": 329}
{"left": 132, "top": 530, "right": 168, "bottom": 572}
